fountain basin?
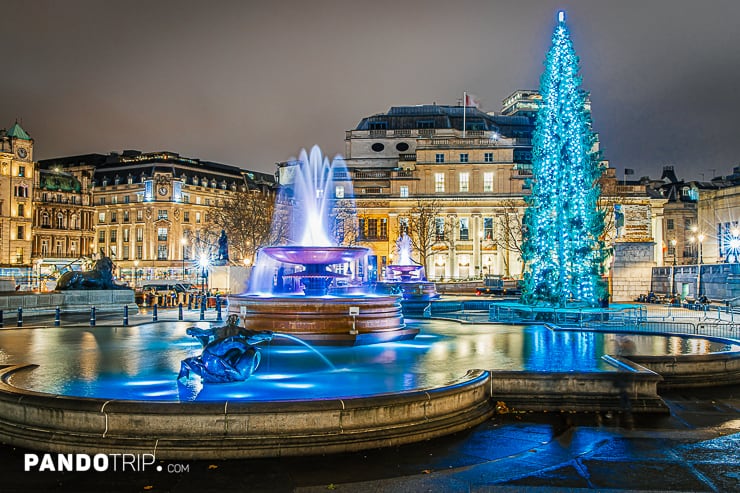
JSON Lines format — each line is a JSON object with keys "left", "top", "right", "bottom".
{"left": 261, "top": 246, "right": 368, "bottom": 265}
{"left": 229, "top": 294, "right": 415, "bottom": 345}
{"left": 0, "top": 365, "right": 493, "bottom": 459}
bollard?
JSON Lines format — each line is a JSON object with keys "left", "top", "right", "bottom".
{"left": 54, "top": 306, "right": 61, "bottom": 327}
{"left": 178, "top": 303, "right": 183, "bottom": 321}
{"left": 153, "top": 303, "right": 158, "bottom": 322}
{"left": 90, "top": 307, "right": 96, "bottom": 327}
{"left": 216, "top": 296, "right": 222, "bottom": 322}
{"left": 123, "top": 305, "right": 129, "bottom": 326}
{"left": 17, "top": 307, "right": 23, "bottom": 327}
{"left": 200, "top": 299, "right": 205, "bottom": 321}
{"left": 0, "top": 309, "right": 4, "bottom": 328}
{"left": 187, "top": 295, "right": 192, "bottom": 311}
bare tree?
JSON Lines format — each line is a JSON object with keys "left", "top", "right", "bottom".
{"left": 211, "top": 189, "right": 287, "bottom": 265}
{"left": 330, "top": 199, "right": 362, "bottom": 246}
{"left": 496, "top": 199, "right": 526, "bottom": 277}
{"left": 402, "top": 199, "right": 443, "bottom": 274}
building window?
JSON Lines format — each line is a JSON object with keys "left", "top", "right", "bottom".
{"left": 112, "top": 196, "right": 118, "bottom": 205}
{"left": 157, "top": 245, "right": 168, "bottom": 260}
{"left": 196, "top": 196, "right": 201, "bottom": 205}
{"left": 98, "top": 230, "right": 106, "bottom": 243}
{"left": 158, "top": 210, "right": 168, "bottom": 220}
{"left": 459, "top": 153, "right": 469, "bottom": 163}
{"left": 123, "top": 211, "right": 130, "bottom": 222}
{"left": 380, "top": 218, "right": 387, "bottom": 238}
{"left": 18, "top": 166, "right": 25, "bottom": 177}
{"left": 17, "top": 203, "right": 24, "bottom": 217}
{"left": 123, "top": 246, "right": 130, "bottom": 260}
{"left": 13, "top": 185, "right": 28, "bottom": 197}
{"left": 484, "top": 152, "right": 494, "bottom": 163}
{"left": 435, "top": 153, "right": 445, "bottom": 163}
{"left": 137, "top": 210, "right": 143, "bottom": 222}
{"left": 99, "top": 197, "right": 106, "bottom": 205}
{"left": 435, "top": 218, "right": 445, "bottom": 241}
{"left": 184, "top": 211, "right": 190, "bottom": 223}
{"left": 124, "top": 195, "right": 130, "bottom": 204}
{"left": 111, "top": 212, "right": 117, "bottom": 223}
{"left": 484, "top": 217, "right": 494, "bottom": 240}
{"left": 41, "top": 240, "right": 49, "bottom": 256}
{"left": 42, "top": 213, "right": 50, "bottom": 227}
{"left": 459, "top": 217, "right": 469, "bottom": 241}
{"left": 98, "top": 212, "right": 105, "bottom": 223}
{"left": 123, "top": 229, "right": 130, "bottom": 242}
{"left": 667, "top": 219, "right": 674, "bottom": 230}
{"left": 157, "top": 227, "right": 168, "bottom": 242}
{"left": 367, "top": 219, "right": 378, "bottom": 239}
{"left": 335, "top": 185, "right": 344, "bottom": 198}
{"left": 16, "top": 226, "right": 24, "bottom": 240}
{"left": 182, "top": 193, "right": 190, "bottom": 204}
{"left": 459, "top": 172, "right": 469, "bottom": 192}
{"left": 56, "top": 213, "right": 64, "bottom": 229}
{"left": 483, "top": 172, "right": 494, "bottom": 192}
{"left": 196, "top": 212, "right": 201, "bottom": 224}
{"left": 684, "top": 218, "right": 692, "bottom": 230}
{"left": 435, "top": 173, "right": 445, "bottom": 193}
{"left": 110, "top": 230, "right": 117, "bottom": 242}
{"left": 400, "top": 185, "right": 409, "bottom": 198}
{"left": 136, "top": 228, "right": 143, "bottom": 242}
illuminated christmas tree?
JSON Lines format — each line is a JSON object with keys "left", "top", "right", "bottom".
{"left": 521, "top": 11, "right": 607, "bottom": 307}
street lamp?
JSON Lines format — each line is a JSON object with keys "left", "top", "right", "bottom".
{"left": 134, "top": 260, "right": 139, "bottom": 289}
{"left": 670, "top": 238, "right": 677, "bottom": 298}
{"left": 181, "top": 237, "right": 188, "bottom": 280}
{"left": 697, "top": 233, "right": 705, "bottom": 297}
{"left": 198, "top": 253, "right": 210, "bottom": 295}
{"left": 478, "top": 231, "right": 484, "bottom": 280}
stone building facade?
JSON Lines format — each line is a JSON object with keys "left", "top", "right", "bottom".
{"left": 0, "top": 123, "right": 34, "bottom": 270}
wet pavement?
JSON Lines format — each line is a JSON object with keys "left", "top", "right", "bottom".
{"left": 1, "top": 307, "right": 738, "bottom": 492}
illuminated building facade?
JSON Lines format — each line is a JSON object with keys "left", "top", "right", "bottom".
{"left": 38, "top": 151, "right": 274, "bottom": 285}
{"left": 0, "top": 123, "right": 34, "bottom": 271}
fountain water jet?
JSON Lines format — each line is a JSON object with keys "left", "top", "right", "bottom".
{"left": 229, "top": 146, "right": 416, "bottom": 345}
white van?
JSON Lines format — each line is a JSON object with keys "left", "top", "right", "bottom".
{"left": 141, "top": 281, "right": 199, "bottom": 295}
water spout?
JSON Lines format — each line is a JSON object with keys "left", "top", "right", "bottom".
{"left": 273, "top": 332, "right": 336, "bottom": 370}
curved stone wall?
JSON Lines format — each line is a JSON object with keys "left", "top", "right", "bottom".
{"left": 0, "top": 366, "right": 493, "bottom": 460}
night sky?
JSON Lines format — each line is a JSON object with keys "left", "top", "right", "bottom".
{"left": 3, "top": 0, "right": 739, "bottom": 180}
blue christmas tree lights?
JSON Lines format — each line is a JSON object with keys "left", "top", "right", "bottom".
{"left": 521, "top": 11, "right": 607, "bottom": 307}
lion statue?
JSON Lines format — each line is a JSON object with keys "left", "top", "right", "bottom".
{"left": 56, "top": 254, "right": 129, "bottom": 291}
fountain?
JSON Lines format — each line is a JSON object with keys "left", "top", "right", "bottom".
{"left": 228, "top": 146, "right": 416, "bottom": 345}
{"left": 377, "top": 232, "right": 439, "bottom": 315}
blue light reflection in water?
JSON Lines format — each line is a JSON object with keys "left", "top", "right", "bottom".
{"left": 0, "top": 319, "right": 736, "bottom": 402}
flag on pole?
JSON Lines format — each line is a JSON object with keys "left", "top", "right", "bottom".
{"left": 464, "top": 93, "right": 481, "bottom": 109}
{"left": 624, "top": 168, "right": 635, "bottom": 175}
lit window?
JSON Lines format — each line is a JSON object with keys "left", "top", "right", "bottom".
{"left": 335, "top": 185, "right": 344, "bottom": 198}
{"left": 483, "top": 172, "right": 494, "bottom": 192}
{"left": 98, "top": 212, "right": 105, "bottom": 223}
{"left": 435, "top": 173, "right": 445, "bottom": 193}
{"left": 400, "top": 185, "right": 409, "bottom": 198}
{"left": 158, "top": 210, "right": 168, "bottom": 220}
{"left": 158, "top": 227, "right": 168, "bottom": 242}
{"left": 459, "top": 172, "right": 469, "bottom": 192}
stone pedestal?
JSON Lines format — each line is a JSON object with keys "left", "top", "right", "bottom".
{"left": 611, "top": 241, "right": 656, "bottom": 302}
{"left": 210, "top": 265, "right": 251, "bottom": 294}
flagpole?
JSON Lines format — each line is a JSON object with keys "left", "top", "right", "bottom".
{"left": 463, "top": 91, "right": 467, "bottom": 139}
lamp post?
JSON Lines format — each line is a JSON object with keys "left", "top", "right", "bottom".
{"left": 697, "top": 233, "right": 705, "bottom": 297}
{"left": 670, "top": 238, "right": 677, "bottom": 298}
{"left": 134, "top": 260, "right": 139, "bottom": 289}
{"left": 478, "top": 231, "right": 484, "bottom": 280}
{"left": 181, "top": 238, "right": 187, "bottom": 280}
{"left": 198, "top": 253, "right": 210, "bottom": 295}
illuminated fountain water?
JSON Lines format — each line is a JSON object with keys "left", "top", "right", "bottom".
{"left": 228, "top": 146, "right": 416, "bottom": 345}
{"left": 378, "top": 232, "right": 439, "bottom": 315}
